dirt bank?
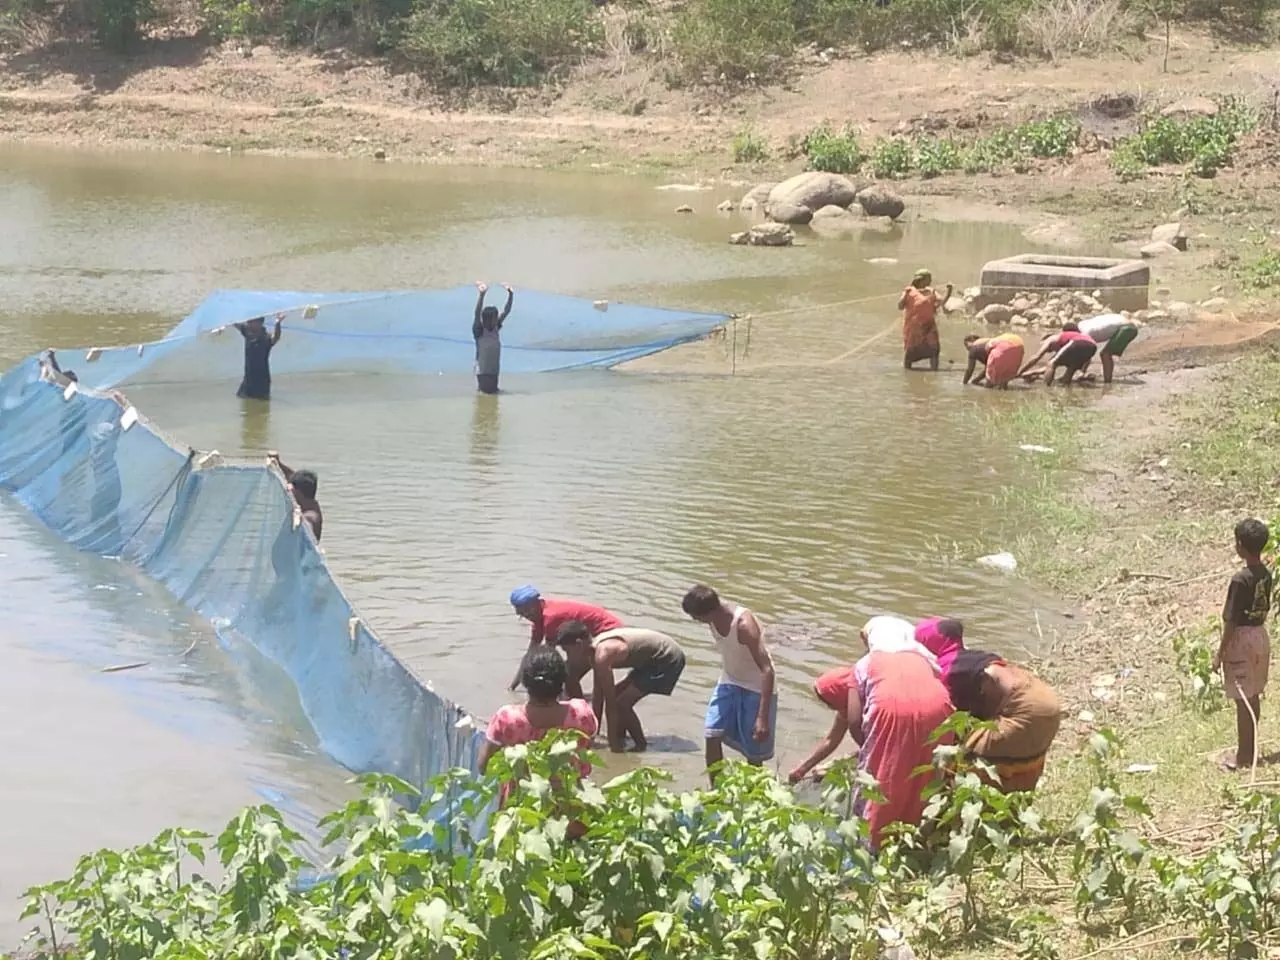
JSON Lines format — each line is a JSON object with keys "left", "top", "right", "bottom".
{"left": 4, "top": 30, "right": 1278, "bottom": 316}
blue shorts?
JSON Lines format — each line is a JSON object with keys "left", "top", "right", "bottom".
{"left": 705, "top": 682, "right": 777, "bottom": 762}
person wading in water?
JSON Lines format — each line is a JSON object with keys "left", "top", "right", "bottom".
{"left": 899, "top": 269, "right": 952, "bottom": 372}
{"left": 234, "top": 313, "right": 284, "bottom": 401}
{"left": 473, "top": 282, "right": 515, "bottom": 395}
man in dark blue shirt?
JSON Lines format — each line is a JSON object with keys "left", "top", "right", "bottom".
{"left": 234, "top": 313, "right": 283, "bottom": 400}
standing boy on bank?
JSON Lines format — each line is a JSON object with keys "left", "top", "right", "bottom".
{"left": 1216, "top": 518, "right": 1273, "bottom": 772}
{"left": 682, "top": 584, "right": 777, "bottom": 784}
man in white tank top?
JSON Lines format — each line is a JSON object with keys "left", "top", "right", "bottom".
{"left": 682, "top": 584, "right": 777, "bottom": 785}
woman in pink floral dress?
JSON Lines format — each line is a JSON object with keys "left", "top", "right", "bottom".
{"left": 479, "top": 645, "right": 598, "bottom": 806}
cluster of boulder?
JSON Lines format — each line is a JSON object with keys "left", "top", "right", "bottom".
{"left": 727, "top": 172, "right": 905, "bottom": 247}
{"left": 962, "top": 287, "right": 1173, "bottom": 329}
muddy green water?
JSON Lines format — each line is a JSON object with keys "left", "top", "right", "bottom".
{"left": 0, "top": 145, "right": 1074, "bottom": 933}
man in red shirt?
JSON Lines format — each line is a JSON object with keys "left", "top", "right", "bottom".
{"left": 508, "top": 585, "right": 624, "bottom": 691}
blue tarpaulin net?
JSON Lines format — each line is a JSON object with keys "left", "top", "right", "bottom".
{"left": 62, "top": 287, "right": 729, "bottom": 390}
{"left": 0, "top": 288, "right": 722, "bottom": 793}
{"left": 0, "top": 357, "right": 485, "bottom": 786}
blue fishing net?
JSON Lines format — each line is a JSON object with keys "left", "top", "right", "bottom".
{"left": 0, "top": 356, "right": 485, "bottom": 790}
{"left": 0, "top": 288, "right": 722, "bottom": 793}
{"left": 60, "top": 287, "right": 729, "bottom": 390}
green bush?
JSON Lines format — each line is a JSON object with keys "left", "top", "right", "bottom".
{"left": 914, "top": 136, "right": 962, "bottom": 177}
{"left": 396, "top": 0, "right": 601, "bottom": 87}
{"left": 793, "top": 0, "right": 1031, "bottom": 52}
{"left": 1111, "top": 98, "right": 1257, "bottom": 179}
{"left": 671, "top": 0, "right": 794, "bottom": 83}
{"left": 1244, "top": 249, "right": 1280, "bottom": 289}
{"left": 800, "top": 122, "right": 864, "bottom": 173}
{"left": 202, "top": 0, "right": 262, "bottom": 41}
{"left": 1016, "top": 115, "right": 1080, "bottom": 158}
{"left": 87, "top": 0, "right": 153, "bottom": 50}
{"left": 731, "top": 127, "right": 770, "bottom": 163}
{"left": 869, "top": 136, "right": 913, "bottom": 178}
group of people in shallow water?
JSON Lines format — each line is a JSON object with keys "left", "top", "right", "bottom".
{"left": 899, "top": 269, "right": 1142, "bottom": 388}
{"left": 481, "top": 584, "right": 1064, "bottom": 849}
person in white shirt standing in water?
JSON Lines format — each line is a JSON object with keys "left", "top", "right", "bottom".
{"left": 682, "top": 584, "right": 777, "bottom": 785}
{"left": 1079, "top": 313, "right": 1140, "bottom": 384}
{"left": 473, "top": 281, "right": 514, "bottom": 395}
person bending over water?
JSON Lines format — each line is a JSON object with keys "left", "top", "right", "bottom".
{"left": 1017, "top": 322, "right": 1097, "bottom": 387}
{"left": 900, "top": 269, "right": 953, "bottom": 371}
{"left": 1078, "top": 313, "right": 1140, "bottom": 385}
{"left": 946, "top": 649, "right": 1062, "bottom": 791}
{"left": 268, "top": 452, "right": 322, "bottom": 541}
{"left": 788, "top": 616, "right": 951, "bottom": 850}
{"left": 555, "top": 620, "right": 686, "bottom": 753}
{"left": 473, "top": 281, "right": 514, "bottom": 395}
{"left": 235, "top": 313, "right": 284, "bottom": 401}
{"left": 480, "top": 646, "right": 598, "bottom": 805}
{"left": 915, "top": 616, "right": 966, "bottom": 677}
{"left": 508, "top": 586, "right": 623, "bottom": 691}
{"left": 682, "top": 584, "right": 777, "bottom": 785}
{"left": 963, "top": 333, "right": 1024, "bottom": 388}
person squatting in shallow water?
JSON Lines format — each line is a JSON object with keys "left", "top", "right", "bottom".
{"left": 963, "top": 333, "right": 1025, "bottom": 389}
{"left": 473, "top": 281, "right": 515, "bottom": 395}
{"left": 1216, "top": 518, "right": 1272, "bottom": 772}
{"left": 507, "top": 586, "right": 624, "bottom": 692}
{"left": 554, "top": 620, "right": 686, "bottom": 753}
{"left": 1017, "top": 321, "right": 1097, "bottom": 387}
{"left": 1077, "top": 313, "right": 1141, "bottom": 385}
{"left": 681, "top": 584, "right": 777, "bottom": 786}
{"left": 268, "top": 452, "right": 322, "bottom": 542}
{"left": 232, "top": 313, "right": 284, "bottom": 401}
{"left": 899, "top": 268, "right": 953, "bottom": 371}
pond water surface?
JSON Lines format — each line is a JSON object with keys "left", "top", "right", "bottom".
{"left": 0, "top": 145, "right": 1075, "bottom": 937}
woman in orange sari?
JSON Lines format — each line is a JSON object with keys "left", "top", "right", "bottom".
{"left": 899, "top": 269, "right": 953, "bottom": 371}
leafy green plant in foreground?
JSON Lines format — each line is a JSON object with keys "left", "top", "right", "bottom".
{"left": 1070, "top": 729, "right": 1154, "bottom": 925}
{"left": 21, "top": 728, "right": 1280, "bottom": 960}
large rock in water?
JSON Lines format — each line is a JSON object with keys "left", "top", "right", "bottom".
{"left": 765, "top": 200, "right": 814, "bottom": 225}
{"left": 729, "top": 222, "right": 795, "bottom": 247}
{"left": 856, "top": 184, "right": 905, "bottom": 220}
{"left": 739, "top": 181, "right": 777, "bottom": 211}
{"left": 809, "top": 204, "right": 862, "bottom": 233}
{"left": 766, "top": 172, "right": 858, "bottom": 214}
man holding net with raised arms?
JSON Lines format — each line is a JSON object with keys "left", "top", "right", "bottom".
{"left": 233, "top": 313, "right": 284, "bottom": 401}
{"left": 474, "top": 282, "right": 515, "bottom": 395}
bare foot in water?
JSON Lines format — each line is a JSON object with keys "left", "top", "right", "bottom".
{"left": 628, "top": 740, "right": 648, "bottom": 753}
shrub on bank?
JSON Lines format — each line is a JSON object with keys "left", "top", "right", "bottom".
{"left": 1109, "top": 97, "right": 1257, "bottom": 180}
{"left": 670, "top": 0, "right": 794, "bottom": 83}
{"left": 783, "top": 106, "right": 1260, "bottom": 184}
{"left": 395, "top": 0, "right": 601, "bottom": 86}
